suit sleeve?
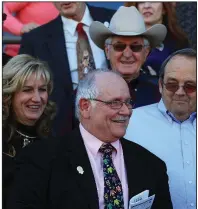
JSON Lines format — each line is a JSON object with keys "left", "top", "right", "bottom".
{"left": 152, "top": 160, "right": 173, "bottom": 209}
{"left": 19, "top": 32, "right": 35, "bottom": 56}
{"left": 7, "top": 140, "right": 56, "bottom": 209}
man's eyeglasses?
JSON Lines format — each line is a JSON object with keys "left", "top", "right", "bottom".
{"left": 163, "top": 82, "right": 197, "bottom": 94}
{"left": 108, "top": 43, "right": 148, "bottom": 52}
{"left": 89, "top": 98, "right": 135, "bottom": 109}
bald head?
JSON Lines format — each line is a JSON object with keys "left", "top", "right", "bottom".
{"left": 95, "top": 71, "right": 129, "bottom": 97}
{"left": 75, "top": 69, "right": 130, "bottom": 120}
{"left": 76, "top": 68, "right": 132, "bottom": 142}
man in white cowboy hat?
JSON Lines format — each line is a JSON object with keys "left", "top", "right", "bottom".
{"left": 90, "top": 6, "right": 167, "bottom": 108}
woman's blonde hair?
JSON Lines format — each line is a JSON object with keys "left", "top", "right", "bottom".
{"left": 3, "top": 54, "right": 56, "bottom": 140}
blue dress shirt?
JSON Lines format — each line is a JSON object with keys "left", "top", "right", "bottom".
{"left": 125, "top": 99, "right": 196, "bottom": 209}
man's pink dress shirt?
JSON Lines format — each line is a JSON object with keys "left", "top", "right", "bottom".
{"left": 80, "top": 124, "right": 129, "bottom": 209}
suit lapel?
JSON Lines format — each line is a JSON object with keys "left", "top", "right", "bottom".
{"left": 121, "top": 138, "right": 147, "bottom": 200}
{"left": 60, "top": 131, "right": 146, "bottom": 208}
{"left": 45, "top": 16, "right": 73, "bottom": 92}
{"left": 88, "top": 5, "right": 113, "bottom": 22}
{"left": 65, "top": 129, "right": 99, "bottom": 209}
{"left": 88, "top": 5, "right": 102, "bottom": 21}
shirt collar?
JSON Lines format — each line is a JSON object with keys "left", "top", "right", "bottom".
{"left": 79, "top": 123, "right": 120, "bottom": 157}
{"left": 158, "top": 98, "right": 197, "bottom": 124}
{"left": 61, "top": 5, "right": 93, "bottom": 36}
{"left": 80, "top": 5, "right": 93, "bottom": 27}
{"left": 189, "top": 112, "right": 197, "bottom": 122}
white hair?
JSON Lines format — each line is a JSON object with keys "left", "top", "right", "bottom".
{"left": 75, "top": 68, "right": 121, "bottom": 120}
{"left": 144, "top": 38, "right": 149, "bottom": 46}
{"left": 105, "top": 36, "right": 150, "bottom": 47}
{"left": 105, "top": 37, "right": 112, "bottom": 45}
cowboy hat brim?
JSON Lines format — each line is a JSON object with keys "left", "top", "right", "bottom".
{"left": 89, "top": 21, "right": 167, "bottom": 49}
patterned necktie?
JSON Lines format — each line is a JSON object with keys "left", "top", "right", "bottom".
{"left": 76, "top": 23, "right": 96, "bottom": 80}
{"left": 99, "top": 143, "right": 124, "bottom": 209}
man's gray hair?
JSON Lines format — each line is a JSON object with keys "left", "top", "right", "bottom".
{"left": 75, "top": 68, "right": 121, "bottom": 120}
{"left": 105, "top": 37, "right": 112, "bottom": 45}
{"left": 105, "top": 37, "right": 150, "bottom": 47}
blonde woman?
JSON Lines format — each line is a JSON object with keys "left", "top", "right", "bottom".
{"left": 3, "top": 54, "right": 56, "bottom": 207}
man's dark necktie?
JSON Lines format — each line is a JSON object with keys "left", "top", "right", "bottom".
{"left": 99, "top": 143, "right": 124, "bottom": 209}
{"left": 76, "top": 23, "right": 95, "bottom": 80}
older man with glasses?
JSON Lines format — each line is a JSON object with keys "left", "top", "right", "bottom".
{"left": 89, "top": 6, "right": 167, "bottom": 107}
{"left": 8, "top": 69, "right": 173, "bottom": 209}
{"left": 125, "top": 48, "right": 196, "bottom": 209}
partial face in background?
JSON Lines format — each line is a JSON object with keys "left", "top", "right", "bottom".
{"left": 137, "top": 2, "right": 164, "bottom": 27}
{"left": 80, "top": 73, "right": 132, "bottom": 142}
{"left": 12, "top": 74, "right": 48, "bottom": 126}
{"left": 54, "top": 2, "right": 86, "bottom": 21}
{"left": 159, "top": 55, "right": 196, "bottom": 121}
{"left": 105, "top": 36, "right": 150, "bottom": 82}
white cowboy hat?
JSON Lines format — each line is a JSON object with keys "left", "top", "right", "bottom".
{"left": 89, "top": 6, "right": 167, "bottom": 49}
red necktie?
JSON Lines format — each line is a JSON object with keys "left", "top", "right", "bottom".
{"left": 76, "top": 23, "right": 96, "bottom": 80}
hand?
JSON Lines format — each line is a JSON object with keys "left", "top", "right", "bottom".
{"left": 20, "top": 22, "right": 39, "bottom": 34}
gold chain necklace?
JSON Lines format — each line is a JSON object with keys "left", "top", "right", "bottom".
{"left": 3, "top": 146, "right": 16, "bottom": 158}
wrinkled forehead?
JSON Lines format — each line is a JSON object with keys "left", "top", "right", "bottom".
{"left": 111, "top": 35, "right": 145, "bottom": 44}
{"left": 164, "top": 55, "right": 196, "bottom": 82}
{"left": 96, "top": 73, "right": 130, "bottom": 99}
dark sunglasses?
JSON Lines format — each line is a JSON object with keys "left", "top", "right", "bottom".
{"left": 109, "top": 43, "right": 148, "bottom": 52}
{"left": 163, "top": 82, "right": 197, "bottom": 94}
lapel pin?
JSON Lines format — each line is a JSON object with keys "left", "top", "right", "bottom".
{"left": 77, "top": 166, "right": 84, "bottom": 174}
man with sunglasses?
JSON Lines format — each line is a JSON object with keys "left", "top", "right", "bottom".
{"left": 8, "top": 69, "right": 173, "bottom": 209}
{"left": 89, "top": 6, "right": 167, "bottom": 107}
{"left": 125, "top": 48, "right": 196, "bottom": 209}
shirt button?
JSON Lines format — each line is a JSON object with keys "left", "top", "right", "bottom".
{"left": 189, "top": 181, "right": 192, "bottom": 184}
{"left": 134, "top": 88, "right": 137, "bottom": 92}
{"left": 184, "top": 141, "right": 188, "bottom": 145}
{"left": 190, "top": 203, "right": 194, "bottom": 207}
{"left": 186, "top": 161, "right": 190, "bottom": 164}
